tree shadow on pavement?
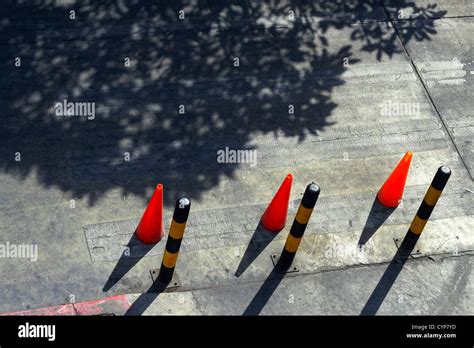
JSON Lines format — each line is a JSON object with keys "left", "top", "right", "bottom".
{"left": 0, "top": 0, "right": 447, "bottom": 314}
{"left": 0, "top": 0, "right": 446, "bottom": 208}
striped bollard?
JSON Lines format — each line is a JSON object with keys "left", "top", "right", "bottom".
{"left": 158, "top": 197, "right": 191, "bottom": 284}
{"left": 399, "top": 166, "right": 451, "bottom": 254}
{"left": 408, "top": 166, "right": 451, "bottom": 237}
{"left": 276, "top": 183, "right": 320, "bottom": 271}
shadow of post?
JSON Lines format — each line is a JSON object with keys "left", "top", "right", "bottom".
{"left": 243, "top": 267, "right": 285, "bottom": 316}
{"left": 360, "top": 232, "right": 420, "bottom": 315}
{"left": 103, "top": 234, "right": 156, "bottom": 292}
{"left": 234, "top": 224, "right": 277, "bottom": 277}
{"left": 358, "top": 197, "right": 396, "bottom": 247}
{"left": 124, "top": 281, "right": 167, "bottom": 316}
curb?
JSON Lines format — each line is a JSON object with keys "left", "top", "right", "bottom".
{"left": 1, "top": 294, "right": 131, "bottom": 316}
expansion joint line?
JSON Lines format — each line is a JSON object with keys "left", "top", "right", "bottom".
{"left": 378, "top": 0, "right": 472, "bottom": 180}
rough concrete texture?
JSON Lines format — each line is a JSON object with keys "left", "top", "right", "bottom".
{"left": 397, "top": 17, "right": 474, "bottom": 177}
{"left": 0, "top": 1, "right": 473, "bottom": 315}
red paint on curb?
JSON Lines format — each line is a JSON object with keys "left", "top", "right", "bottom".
{"left": 1, "top": 304, "right": 76, "bottom": 316}
{"left": 1, "top": 294, "right": 131, "bottom": 316}
{"left": 73, "top": 294, "right": 132, "bottom": 315}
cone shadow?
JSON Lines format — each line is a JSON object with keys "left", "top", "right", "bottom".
{"left": 102, "top": 234, "right": 156, "bottom": 292}
{"left": 360, "top": 232, "right": 420, "bottom": 316}
{"left": 358, "top": 197, "right": 396, "bottom": 247}
{"left": 234, "top": 223, "right": 278, "bottom": 277}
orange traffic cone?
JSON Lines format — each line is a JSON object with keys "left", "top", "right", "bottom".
{"left": 261, "top": 174, "right": 293, "bottom": 232}
{"left": 377, "top": 152, "right": 413, "bottom": 208}
{"left": 135, "top": 183, "right": 165, "bottom": 244}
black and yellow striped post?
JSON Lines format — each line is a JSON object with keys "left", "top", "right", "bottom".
{"left": 158, "top": 197, "right": 191, "bottom": 284}
{"left": 400, "top": 166, "right": 451, "bottom": 254}
{"left": 276, "top": 183, "right": 320, "bottom": 271}
{"left": 408, "top": 166, "right": 451, "bottom": 236}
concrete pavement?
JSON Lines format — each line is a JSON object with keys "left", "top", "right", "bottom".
{"left": 0, "top": 0, "right": 472, "bottom": 315}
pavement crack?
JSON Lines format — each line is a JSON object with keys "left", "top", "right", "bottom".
{"left": 379, "top": 0, "right": 473, "bottom": 180}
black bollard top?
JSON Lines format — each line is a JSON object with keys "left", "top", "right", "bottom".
{"left": 173, "top": 197, "right": 191, "bottom": 223}
{"left": 301, "top": 182, "right": 321, "bottom": 209}
{"left": 431, "top": 166, "right": 451, "bottom": 191}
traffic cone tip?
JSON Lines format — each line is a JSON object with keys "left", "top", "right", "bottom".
{"left": 377, "top": 152, "right": 413, "bottom": 208}
{"left": 260, "top": 174, "right": 293, "bottom": 232}
{"left": 135, "top": 182, "right": 165, "bottom": 244}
